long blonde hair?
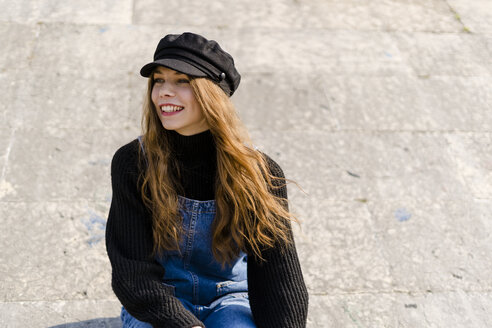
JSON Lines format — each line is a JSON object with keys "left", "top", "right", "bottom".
{"left": 140, "top": 72, "right": 295, "bottom": 264}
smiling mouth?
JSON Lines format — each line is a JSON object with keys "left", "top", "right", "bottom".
{"left": 160, "top": 105, "right": 184, "bottom": 113}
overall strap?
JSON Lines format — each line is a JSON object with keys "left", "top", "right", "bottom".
{"left": 137, "top": 135, "right": 148, "bottom": 165}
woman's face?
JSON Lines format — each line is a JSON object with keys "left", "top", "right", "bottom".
{"left": 151, "top": 66, "right": 209, "bottom": 136}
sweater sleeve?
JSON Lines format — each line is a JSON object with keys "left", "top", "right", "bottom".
{"left": 105, "top": 140, "right": 204, "bottom": 328}
{"left": 247, "top": 154, "right": 309, "bottom": 328}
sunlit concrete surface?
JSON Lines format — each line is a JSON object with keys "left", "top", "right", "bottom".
{"left": 0, "top": 1, "right": 491, "bottom": 327}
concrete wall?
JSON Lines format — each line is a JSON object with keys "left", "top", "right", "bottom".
{"left": 1, "top": 1, "right": 491, "bottom": 327}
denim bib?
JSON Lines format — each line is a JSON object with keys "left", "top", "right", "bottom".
{"left": 156, "top": 195, "right": 248, "bottom": 306}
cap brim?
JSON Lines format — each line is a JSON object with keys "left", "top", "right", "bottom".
{"left": 140, "top": 58, "right": 208, "bottom": 78}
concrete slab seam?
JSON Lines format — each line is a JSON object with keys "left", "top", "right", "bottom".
{"left": 310, "top": 289, "right": 492, "bottom": 297}
{"left": 0, "top": 20, "right": 483, "bottom": 35}
{"left": 445, "top": 0, "right": 473, "bottom": 33}
{"left": 0, "top": 127, "right": 16, "bottom": 182}
{"left": 0, "top": 127, "right": 17, "bottom": 199}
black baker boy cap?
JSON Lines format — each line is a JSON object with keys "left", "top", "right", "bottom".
{"left": 140, "top": 32, "right": 241, "bottom": 96}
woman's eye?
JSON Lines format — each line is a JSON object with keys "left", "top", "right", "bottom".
{"left": 177, "top": 79, "right": 189, "bottom": 84}
{"left": 154, "top": 78, "right": 164, "bottom": 83}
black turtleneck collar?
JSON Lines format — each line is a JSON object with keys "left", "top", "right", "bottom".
{"left": 169, "top": 129, "right": 216, "bottom": 162}
{"left": 168, "top": 129, "right": 217, "bottom": 200}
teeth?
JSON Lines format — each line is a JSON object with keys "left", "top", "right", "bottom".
{"left": 161, "top": 105, "right": 184, "bottom": 113}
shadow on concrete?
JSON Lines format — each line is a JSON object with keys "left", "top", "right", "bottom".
{"left": 48, "top": 317, "right": 120, "bottom": 328}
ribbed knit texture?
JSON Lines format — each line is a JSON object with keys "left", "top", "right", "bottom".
{"left": 168, "top": 130, "right": 217, "bottom": 201}
{"left": 106, "top": 130, "right": 309, "bottom": 327}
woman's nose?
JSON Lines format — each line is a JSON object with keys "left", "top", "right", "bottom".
{"left": 159, "top": 83, "right": 175, "bottom": 97}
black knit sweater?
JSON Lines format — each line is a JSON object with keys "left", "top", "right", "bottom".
{"left": 105, "top": 130, "right": 309, "bottom": 328}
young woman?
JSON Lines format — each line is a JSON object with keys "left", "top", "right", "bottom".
{"left": 106, "top": 32, "right": 308, "bottom": 328}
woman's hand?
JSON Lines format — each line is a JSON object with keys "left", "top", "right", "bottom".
{"left": 192, "top": 326, "right": 202, "bottom": 328}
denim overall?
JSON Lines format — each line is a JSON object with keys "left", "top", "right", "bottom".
{"left": 121, "top": 196, "right": 256, "bottom": 328}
